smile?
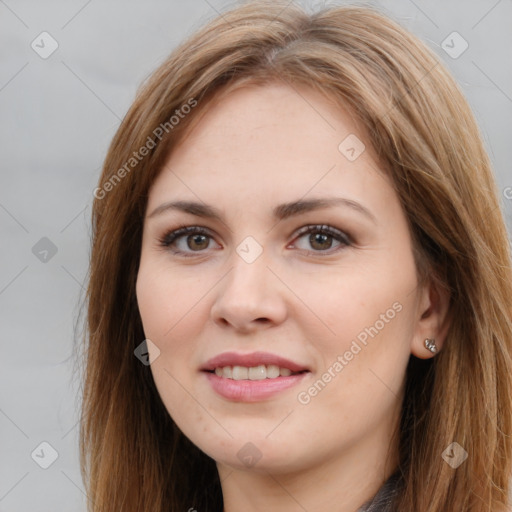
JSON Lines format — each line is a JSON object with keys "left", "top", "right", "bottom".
{"left": 201, "top": 351, "right": 311, "bottom": 401}
{"left": 212, "top": 364, "right": 305, "bottom": 380}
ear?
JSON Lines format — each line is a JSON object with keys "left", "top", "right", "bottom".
{"left": 410, "top": 277, "right": 451, "bottom": 359}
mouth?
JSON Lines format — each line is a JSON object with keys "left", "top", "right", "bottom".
{"left": 200, "top": 351, "right": 311, "bottom": 402}
{"left": 205, "top": 364, "right": 308, "bottom": 380}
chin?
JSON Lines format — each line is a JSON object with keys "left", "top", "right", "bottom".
{"left": 195, "top": 434, "right": 309, "bottom": 475}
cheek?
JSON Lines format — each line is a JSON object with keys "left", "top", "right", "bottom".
{"left": 294, "top": 254, "right": 418, "bottom": 413}
{"left": 294, "top": 252, "right": 416, "bottom": 348}
{"left": 136, "top": 261, "right": 211, "bottom": 377}
{"left": 298, "top": 290, "right": 413, "bottom": 437}
{"left": 135, "top": 265, "right": 200, "bottom": 409}
{"left": 136, "top": 260, "right": 204, "bottom": 341}
{"left": 136, "top": 264, "right": 209, "bottom": 424}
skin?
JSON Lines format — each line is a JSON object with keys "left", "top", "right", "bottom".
{"left": 136, "top": 82, "right": 450, "bottom": 512}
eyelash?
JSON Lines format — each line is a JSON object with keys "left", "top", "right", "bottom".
{"left": 157, "top": 224, "right": 353, "bottom": 258}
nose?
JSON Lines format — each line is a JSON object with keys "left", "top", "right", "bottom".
{"left": 210, "top": 249, "right": 288, "bottom": 333}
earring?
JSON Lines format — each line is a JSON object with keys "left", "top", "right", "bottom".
{"left": 424, "top": 338, "right": 437, "bottom": 354}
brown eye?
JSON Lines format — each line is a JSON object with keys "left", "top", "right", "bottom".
{"left": 309, "top": 232, "right": 334, "bottom": 250}
{"left": 159, "top": 226, "right": 217, "bottom": 257}
{"left": 186, "top": 234, "right": 210, "bottom": 251}
{"left": 293, "top": 224, "right": 352, "bottom": 254}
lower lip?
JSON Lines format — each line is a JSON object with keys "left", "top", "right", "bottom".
{"left": 203, "top": 371, "right": 309, "bottom": 402}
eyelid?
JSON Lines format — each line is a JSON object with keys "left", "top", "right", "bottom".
{"left": 292, "top": 224, "right": 353, "bottom": 246}
{"left": 158, "top": 225, "right": 216, "bottom": 254}
{"left": 157, "top": 223, "right": 353, "bottom": 257}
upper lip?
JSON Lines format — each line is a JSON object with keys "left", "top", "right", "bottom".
{"left": 201, "top": 351, "right": 310, "bottom": 373}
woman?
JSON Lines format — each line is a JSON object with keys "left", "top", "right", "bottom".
{"left": 79, "top": 1, "right": 512, "bottom": 511}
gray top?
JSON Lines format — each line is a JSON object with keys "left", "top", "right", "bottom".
{"left": 357, "top": 470, "right": 403, "bottom": 512}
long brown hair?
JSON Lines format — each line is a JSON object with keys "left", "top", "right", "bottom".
{"left": 77, "top": 1, "right": 512, "bottom": 510}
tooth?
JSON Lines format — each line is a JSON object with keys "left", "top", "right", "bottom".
{"left": 266, "top": 364, "right": 280, "bottom": 378}
{"left": 249, "top": 365, "right": 267, "bottom": 380}
{"left": 214, "top": 365, "right": 296, "bottom": 379}
{"left": 232, "top": 366, "right": 249, "bottom": 380}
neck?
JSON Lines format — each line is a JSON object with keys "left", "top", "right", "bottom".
{"left": 217, "top": 422, "right": 400, "bottom": 512}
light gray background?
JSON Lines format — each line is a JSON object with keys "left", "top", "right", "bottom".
{"left": 0, "top": 0, "right": 511, "bottom": 510}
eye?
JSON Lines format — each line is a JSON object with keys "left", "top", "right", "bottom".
{"left": 158, "top": 223, "right": 352, "bottom": 258}
{"left": 292, "top": 224, "right": 352, "bottom": 254}
{"left": 158, "top": 225, "right": 217, "bottom": 257}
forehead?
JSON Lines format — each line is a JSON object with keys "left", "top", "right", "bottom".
{"left": 148, "top": 83, "right": 392, "bottom": 215}
{"left": 173, "top": 82, "right": 367, "bottom": 158}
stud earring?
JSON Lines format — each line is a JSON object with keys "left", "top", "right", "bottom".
{"left": 424, "top": 338, "right": 437, "bottom": 354}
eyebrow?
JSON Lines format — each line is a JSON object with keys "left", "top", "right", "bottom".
{"left": 147, "top": 197, "right": 377, "bottom": 224}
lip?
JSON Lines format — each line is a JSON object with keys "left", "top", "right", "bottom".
{"left": 200, "top": 351, "right": 311, "bottom": 402}
{"left": 203, "top": 372, "right": 309, "bottom": 402}
{"left": 200, "top": 351, "right": 309, "bottom": 373}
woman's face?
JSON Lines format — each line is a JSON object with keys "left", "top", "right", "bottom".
{"left": 136, "top": 83, "right": 432, "bottom": 476}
